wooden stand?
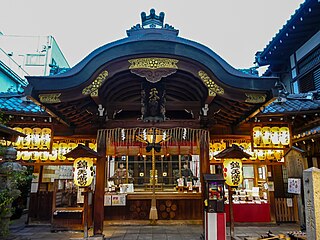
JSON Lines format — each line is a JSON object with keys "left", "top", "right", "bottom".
{"left": 228, "top": 185, "right": 235, "bottom": 239}
{"left": 82, "top": 187, "right": 89, "bottom": 239}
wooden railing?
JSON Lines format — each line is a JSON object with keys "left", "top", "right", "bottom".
{"left": 275, "top": 197, "right": 299, "bottom": 222}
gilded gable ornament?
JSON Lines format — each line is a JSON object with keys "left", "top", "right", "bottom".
{"left": 198, "top": 70, "right": 224, "bottom": 97}
{"left": 82, "top": 70, "right": 109, "bottom": 97}
{"left": 245, "top": 93, "right": 267, "bottom": 103}
{"left": 129, "top": 58, "right": 178, "bottom": 83}
{"left": 39, "top": 93, "right": 61, "bottom": 103}
{"left": 129, "top": 58, "right": 178, "bottom": 70}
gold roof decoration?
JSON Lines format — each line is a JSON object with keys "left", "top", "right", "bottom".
{"left": 198, "top": 70, "right": 224, "bottom": 97}
{"left": 82, "top": 70, "right": 109, "bottom": 97}
{"left": 39, "top": 93, "right": 61, "bottom": 103}
{"left": 128, "top": 58, "right": 178, "bottom": 70}
{"left": 245, "top": 93, "right": 267, "bottom": 103}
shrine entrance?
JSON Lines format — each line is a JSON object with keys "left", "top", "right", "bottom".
{"left": 25, "top": 9, "right": 278, "bottom": 235}
{"left": 95, "top": 128, "right": 208, "bottom": 222}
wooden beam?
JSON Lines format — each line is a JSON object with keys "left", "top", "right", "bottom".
{"left": 237, "top": 97, "right": 277, "bottom": 126}
{"left": 93, "top": 132, "right": 106, "bottom": 236}
{"left": 106, "top": 101, "right": 201, "bottom": 111}
{"left": 105, "top": 119, "right": 201, "bottom": 129}
{"left": 200, "top": 132, "right": 209, "bottom": 232}
{"left": 27, "top": 96, "right": 71, "bottom": 127}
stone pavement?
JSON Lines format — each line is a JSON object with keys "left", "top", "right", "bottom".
{"left": 5, "top": 214, "right": 302, "bottom": 240}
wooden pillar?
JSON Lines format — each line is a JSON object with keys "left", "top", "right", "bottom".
{"left": 268, "top": 165, "right": 276, "bottom": 223}
{"left": 200, "top": 132, "right": 210, "bottom": 194}
{"left": 83, "top": 188, "right": 89, "bottom": 239}
{"left": 200, "top": 131, "right": 210, "bottom": 231}
{"left": 94, "top": 132, "right": 106, "bottom": 236}
{"left": 228, "top": 185, "right": 235, "bottom": 239}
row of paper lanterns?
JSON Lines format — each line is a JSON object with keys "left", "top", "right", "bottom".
{"left": 13, "top": 127, "right": 52, "bottom": 150}
{"left": 210, "top": 142, "right": 284, "bottom": 161}
{"left": 16, "top": 142, "right": 97, "bottom": 161}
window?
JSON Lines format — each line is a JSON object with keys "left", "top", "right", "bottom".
{"left": 242, "top": 165, "right": 254, "bottom": 190}
{"left": 25, "top": 54, "right": 46, "bottom": 66}
{"left": 298, "top": 70, "right": 316, "bottom": 93}
{"left": 314, "top": 67, "right": 320, "bottom": 91}
{"left": 292, "top": 80, "right": 299, "bottom": 94}
{"left": 297, "top": 45, "right": 320, "bottom": 76}
{"left": 295, "top": 44, "right": 320, "bottom": 93}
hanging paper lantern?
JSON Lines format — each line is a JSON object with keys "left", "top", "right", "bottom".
{"left": 58, "top": 142, "right": 68, "bottom": 160}
{"left": 22, "top": 128, "right": 32, "bottom": 149}
{"left": 266, "top": 150, "right": 275, "bottom": 160}
{"left": 21, "top": 151, "right": 31, "bottom": 161}
{"left": 49, "top": 143, "right": 59, "bottom": 161}
{"left": 253, "top": 126, "right": 262, "bottom": 147}
{"left": 13, "top": 127, "right": 23, "bottom": 148}
{"left": 40, "top": 128, "right": 52, "bottom": 150}
{"left": 31, "top": 128, "right": 41, "bottom": 149}
{"left": 40, "top": 151, "right": 49, "bottom": 161}
{"left": 274, "top": 150, "right": 284, "bottom": 161}
{"left": 16, "top": 151, "right": 22, "bottom": 160}
{"left": 30, "top": 151, "right": 40, "bottom": 161}
{"left": 279, "top": 127, "right": 290, "bottom": 145}
{"left": 270, "top": 127, "right": 280, "bottom": 145}
{"left": 73, "top": 158, "right": 94, "bottom": 187}
{"left": 257, "top": 150, "right": 266, "bottom": 161}
{"left": 261, "top": 127, "right": 271, "bottom": 146}
{"left": 223, "top": 159, "right": 243, "bottom": 187}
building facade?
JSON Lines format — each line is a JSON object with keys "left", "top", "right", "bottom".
{"left": 2, "top": 3, "right": 319, "bottom": 236}
{"left": 0, "top": 34, "right": 70, "bottom": 77}
{"left": 22, "top": 9, "right": 283, "bottom": 235}
{"left": 256, "top": 0, "right": 320, "bottom": 226}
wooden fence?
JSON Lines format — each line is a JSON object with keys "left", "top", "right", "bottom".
{"left": 275, "top": 197, "right": 299, "bottom": 222}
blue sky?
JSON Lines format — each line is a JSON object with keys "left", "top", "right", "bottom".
{"left": 1, "top": 0, "right": 304, "bottom": 70}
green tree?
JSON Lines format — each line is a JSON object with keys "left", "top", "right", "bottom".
{"left": 0, "top": 110, "right": 32, "bottom": 237}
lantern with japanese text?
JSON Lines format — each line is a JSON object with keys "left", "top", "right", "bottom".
{"left": 13, "top": 127, "right": 52, "bottom": 150}
{"left": 252, "top": 125, "right": 290, "bottom": 148}
{"left": 64, "top": 144, "right": 100, "bottom": 187}
{"left": 261, "top": 126, "right": 271, "bottom": 146}
{"left": 223, "top": 159, "right": 243, "bottom": 187}
{"left": 252, "top": 126, "right": 262, "bottom": 147}
{"left": 40, "top": 128, "right": 52, "bottom": 150}
{"left": 73, "top": 158, "right": 94, "bottom": 187}
{"left": 279, "top": 126, "right": 290, "bottom": 146}
{"left": 214, "top": 144, "right": 251, "bottom": 187}
{"left": 270, "top": 127, "right": 280, "bottom": 145}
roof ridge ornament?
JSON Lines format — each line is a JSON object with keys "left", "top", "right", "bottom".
{"left": 127, "top": 9, "right": 178, "bottom": 37}
{"left": 141, "top": 9, "right": 164, "bottom": 29}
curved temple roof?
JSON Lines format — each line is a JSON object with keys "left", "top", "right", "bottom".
{"left": 26, "top": 9, "right": 277, "bottom": 91}
{"left": 25, "top": 9, "right": 279, "bottom": 131}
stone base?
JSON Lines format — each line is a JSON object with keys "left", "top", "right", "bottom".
{"left": 69, "top": 234, "right": 104, "bottom": 240}
{"left": 89, "top": 235, "right": 104, "bottom": 240}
